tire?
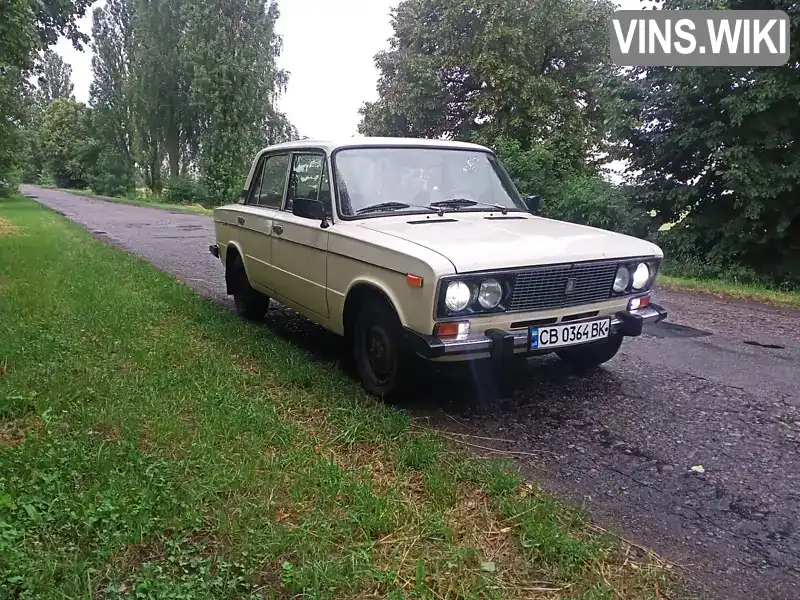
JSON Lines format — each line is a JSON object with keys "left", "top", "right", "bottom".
{"left": 352, "top": 300, "right": 410, "bottom": 398}
{"left": 229, "top": 255, "right": 270, "bottom": 321}
{"left": 556, "top": 334, "right": 624, "bottom": 369}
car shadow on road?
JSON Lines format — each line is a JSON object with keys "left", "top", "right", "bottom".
{"left": 260, "top": 302, "right": 620, "bottom": 418}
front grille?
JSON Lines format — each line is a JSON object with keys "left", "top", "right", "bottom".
{"left": 508, "top": 262, "right": 618, "bottom": 312}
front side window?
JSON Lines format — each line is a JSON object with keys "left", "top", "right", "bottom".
{"left": 257, "top": 153, "right": 290, "bottom": 208}
{"left": 333, "top": 147, "right": 526, "bottom": 217}
{"left": 286, "top": 154, "right": 325, "bottom": 211}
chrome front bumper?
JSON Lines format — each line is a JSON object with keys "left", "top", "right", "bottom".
{"left": 403, "top": 303, "right": 667, "bottom": 360}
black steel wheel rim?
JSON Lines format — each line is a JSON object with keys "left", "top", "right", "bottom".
{"left": 364, "top": 324, "right": 394, "bottom": 385}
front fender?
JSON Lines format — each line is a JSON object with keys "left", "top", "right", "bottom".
{"left": 343, "top": 275, "right": 407, "bottom": 325}
{"left": 337, "top": 269, "right": 438, "bottom": 337}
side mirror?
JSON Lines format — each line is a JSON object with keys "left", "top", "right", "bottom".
{"left": 238, "top": 189, "right": 247, "bottom": 204}
{"left": 524, "top": 195, "right": 541, "bottom": 213}
{"left": 292, "top": 197, "right": 330, "bottom": 229}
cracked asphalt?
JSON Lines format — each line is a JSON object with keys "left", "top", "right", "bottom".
{"left": 22, "top": 185, "right": 800, "bottom": 599}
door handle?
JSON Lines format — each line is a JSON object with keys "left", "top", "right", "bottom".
{"left": 237, "top": 216, "right": 245, "bottom": 225}
{"left": 272, "top": 224, "right": 283, "bottom": 236}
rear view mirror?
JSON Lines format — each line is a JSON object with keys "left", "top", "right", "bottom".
{"left": 524, "top": 195, "right": 541, "bottom": 213}
{"left": 292, "top": 197, "right": 330, "bottom": 229}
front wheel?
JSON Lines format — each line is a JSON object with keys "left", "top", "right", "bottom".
{"left": 352, "top": 301, "right": 410, "bottom": 398}
{"left": 556, "top": 334, "right": 624, "bottom": 369}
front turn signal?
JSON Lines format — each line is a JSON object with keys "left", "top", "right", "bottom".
{"left": 406, "top": 274, "right": 424, "bottom": 288}
{"left": 628, "top": 295, "right": 650, "bottom": 311}
{"left": 434, "top": 322, "right": 470, "bottom": 337}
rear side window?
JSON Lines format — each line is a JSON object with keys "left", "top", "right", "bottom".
{"left": 245, "top": 157, "right": 266, "bottom": 204}
{"left": 257, "top": 154, "right": 290, "bottom": 208}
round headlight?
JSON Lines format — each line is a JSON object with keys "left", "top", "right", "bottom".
{"left": 632, "top": 263, "right": 650, "bottom": 290}
{"left": 478, "top": 279, "right": 503, "bottom": 309}
{"left": 613, "top": 266, "right": 631, "bottom": 293}
{"left": 444, "top": 281, "right": 471, "bottom": 312}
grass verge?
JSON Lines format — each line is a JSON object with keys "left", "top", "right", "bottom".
{"left": 658, "top": 275, "right": 800, "bottom": 309}
{"left": 0, "top": 195, "right": 682, "bottom": 599}
{"left": 53, "top": 187, "right": 212, "bottom": 216}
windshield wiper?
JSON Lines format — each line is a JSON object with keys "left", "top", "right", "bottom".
{"left": 356, "top": 201, "right": 443, "bottom": 216}
{"left": 430, "top": 198, "right": 510, "bottom": 215}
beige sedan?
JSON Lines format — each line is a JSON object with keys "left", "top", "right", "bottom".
{"left": 210, "top": 138, "right": 667, "bottom": 397}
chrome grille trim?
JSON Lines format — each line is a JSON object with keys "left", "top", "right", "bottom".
{"left": 508, "top": 262, "right": 618, "bottom": 312}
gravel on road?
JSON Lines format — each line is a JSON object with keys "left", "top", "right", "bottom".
{"left": 21, "top": 185, "right": 800, "bottom": 600}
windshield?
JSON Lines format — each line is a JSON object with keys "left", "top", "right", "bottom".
{"left": 333, "top": 147, "right": 526, "bottom": 217}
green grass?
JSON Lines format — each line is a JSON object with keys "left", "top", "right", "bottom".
{"left": 53, "top": 187, "right": 213, "bottom": 215}
{"left": 659, "top": 275, "right": 800, "bottom": 309}
{"left": 0, "top": 196, "right": 682, "bottom": 599}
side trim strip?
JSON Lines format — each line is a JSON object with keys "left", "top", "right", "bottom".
{"left": 326, "top": 249, "right": 407, "bottom": 278}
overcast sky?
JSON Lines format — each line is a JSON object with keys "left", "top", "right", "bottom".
{"left": 53, "top": 0, "right": 654, "bottom": 140}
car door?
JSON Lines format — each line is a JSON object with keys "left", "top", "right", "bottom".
{"left": 234, "top": 152, "right": 290, "bottom": 293}
{"left": 269, "top": 152, "right": 331, "bottom": 317}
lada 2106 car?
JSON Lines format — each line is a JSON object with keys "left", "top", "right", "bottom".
{"left": 210, "top": 137, "right": 667, "bottom": 396}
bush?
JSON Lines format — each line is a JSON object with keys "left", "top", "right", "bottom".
{"left": 654, "top": 225, "right": 800, "bottom": 291}
{"left": 90, "top": 152, "right": 134, "bottom": 197}
{"left": 161, "top": 176, "right": 209, "bottom": 206}
{"left": 125, "top": 187, "right": 156, "bottom": 203}
{"left": 21, "top": 163, "right": 40, "bottom": 184}
{"left": 542, "top": 175, "right": 652, "bottom": 239}
{"left": 0, "top": 167, "right": 21, "bottom": 198}
{"left": 20, "top": 129, "right": 43, "bottom": 184}
{"left": 489, "top": 137, "right": 653, "bottom": 238}
{"left": 36, "top": 170, "right": 55, "bottom": 187}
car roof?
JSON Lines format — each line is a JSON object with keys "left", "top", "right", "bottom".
{"left": 255, "top": 137, "right": 492, "bottom": 156}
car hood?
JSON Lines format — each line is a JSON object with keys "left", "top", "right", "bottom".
{"left": 357, "top": 212, "right": 662, "bottom": 273}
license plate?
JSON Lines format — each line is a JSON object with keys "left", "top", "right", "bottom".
{"left": 529, "top": 319, "right": 610, "bottom": 350}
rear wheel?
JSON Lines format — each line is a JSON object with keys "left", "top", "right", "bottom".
{"left": 229, "top": 255, "right": 270, "bottom": 321}
{"left": 556, "top": 334, "right": 624, "bottom": 369}
{"left": 352, "top": 300, "right": 410, "bottom": 398}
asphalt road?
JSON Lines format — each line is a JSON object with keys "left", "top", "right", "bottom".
{"left": 21, "top": 185, "right": 800, "bottom": 599}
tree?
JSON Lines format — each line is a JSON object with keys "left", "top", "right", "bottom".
{"left": 1, "top": 0, "right": 91, "bottom": 72}
{"left": 39, "top": 99, "right": 93, "bottom": 188}
{"left": 358, "top": 0, "right": 617, "bottom": 168}
{"left": 0, "top": 1, "right": 39, "bottom": 194}
{"left": 29, "top": 0, "right": 94, "bottom": 53}
{"left": 357, "top": 0, "right": 647, "bottom": 236}
{"left": 132, "top": 0, "right": 197, "bottom": 188}
{"left": 183, "top": 0, "right": 294, "bottom": 202}
{"left": 15, "top": 0, "right": 297, "bottom": 204}
{"left": 617, "top": 0, "right": 800, "bottom": 282}
{"left": 0, "top": 0, "right": 92, "bottom": 196}
{"left": 0, "top": 0, "right": 39, "bottom": 71}
{"left": 36, "top": 50, "right": 75, "bottom": 104}
{"left": 90, "top": 0, "right": 136, "bottom": 190}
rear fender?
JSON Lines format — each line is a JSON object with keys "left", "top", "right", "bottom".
{"left": 224, "top": 241, "right": 248, "bottom": 294}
